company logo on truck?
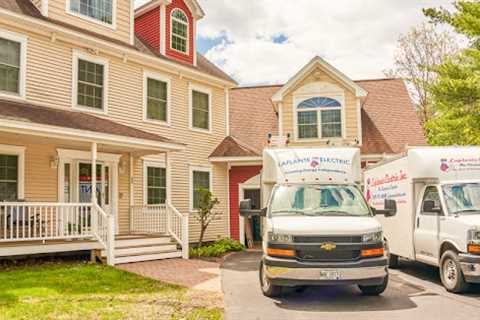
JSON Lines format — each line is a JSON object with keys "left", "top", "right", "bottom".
{"left": 439, "top": 157, "right": 480, "bottom": 172}
{"left": 366, "top": 171, "right": 408, "bottom": 206}
{"left": 279, "top": 156, "right": 351, "bottom": 176}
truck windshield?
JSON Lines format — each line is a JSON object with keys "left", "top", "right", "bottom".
{"left": 270, "top": 185, "right": 371, "bottom": 217}
{"left": 442, "top": 183, "right": 480, "bottom": 214}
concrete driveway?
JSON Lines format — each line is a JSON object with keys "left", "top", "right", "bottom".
{"left": 221, "top": 251, "right": 480, "bottom": 320}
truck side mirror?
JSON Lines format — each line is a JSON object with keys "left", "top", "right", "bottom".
{"left": 239, "top": 199, "right": 264, "bottom": 217}
{"left": 422, "top": 200, "right": 442, "bottom": 214}
{"left": 376, "top": 199, "right": 397, "bottom": 217}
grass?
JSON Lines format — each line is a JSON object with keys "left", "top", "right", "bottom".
{"left": 0, "top": 261, "right": 222, "bottom": 320}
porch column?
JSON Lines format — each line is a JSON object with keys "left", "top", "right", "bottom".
{"left": 165, "top": 152, "right": 172, "bottom": 235}
{"left": 91, "top": 142, "right": 97, "bottom": 205}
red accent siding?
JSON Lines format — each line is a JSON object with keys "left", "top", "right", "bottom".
{"left": 165, "top": 0, "right": 194, "bottom": 65}
{"left": 229, "top": 166, "right": 262, "bottom": 241}
{"left": 134, "top": 8, "right": 160, "bottom": 52}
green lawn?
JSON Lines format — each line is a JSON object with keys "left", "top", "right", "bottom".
{"left": 0, "top": 262, "right": 222, "bottom": 320}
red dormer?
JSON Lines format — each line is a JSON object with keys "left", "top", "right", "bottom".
{"left": 134, "top": 0, "right": 204, "bottom": 66}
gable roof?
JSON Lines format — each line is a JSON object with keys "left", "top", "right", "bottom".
{"left": 209, "top": 136, "right": 260, "bottom": 158}
{"left": 218, "top": 78, "right": 426, "bottom": 158}
{"left": 0, "top": 0, "right": 235, "bottom": 84}
{"left": 135, "top": 0, "right": 205, "bottom": 20}
{"left": 271, "top": 56, "right": 367, "bottom": 103}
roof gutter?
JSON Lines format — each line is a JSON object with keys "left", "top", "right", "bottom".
{"left": 0, "top": 8, "right": 236, "bottom": 88}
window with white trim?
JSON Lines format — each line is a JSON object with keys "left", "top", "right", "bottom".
{"left": 191, "top": 90, "right": 210, "bottom": 130}
{"left": 69, "top": 0, "right": 113, "bottom": 25}
{"left": 0, "top": 32, "right": 26, "bottom": 97}
{"left": 146, "top": 77, "right": 168, "bottom": 122}
{"left": 146, "top": 166, "right": 166, "bottom": 205}
{"left": 0, "top": 154, "right": 18, "bottom": 201}
{"left": 296, "top": 97, "right": 342, "bottom": 139}
{"left": 171, "top": 9, "right": 188, "bottom": 54}
{"left": 191, "top": 169, "right": 210, "bottom": 210}
{"left": 75, "top": 56, "right": 107, "bottom": 111}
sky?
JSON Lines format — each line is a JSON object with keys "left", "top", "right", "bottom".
{"left": 136, "top": 0, "right": 454, "bottom": 86}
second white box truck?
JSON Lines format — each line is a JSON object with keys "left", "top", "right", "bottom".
{"left": 365, "top": 147, "right": 480, "bottom": 293}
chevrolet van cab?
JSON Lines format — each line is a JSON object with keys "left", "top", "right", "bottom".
{"left": 365, "top": 147, "right": 480, "bottom": 293}
{"left": 240, "top": 148, "right": 390, "bottom": 297}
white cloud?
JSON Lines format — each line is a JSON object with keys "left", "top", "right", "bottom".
{"left": 197, "top": 0, "right": 454, "bottom": 86}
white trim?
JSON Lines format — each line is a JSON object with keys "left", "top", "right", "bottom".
{"left": 189, "top": 165, "right": 213, "bottom": 212}
{"left": 41, "top": 0, "right": 49, "bottom": 16}
{"left": 72, "top": 50, "right": 109, "bottom": 115}
{"left": 209, "top": 156, "right": 262, "bottom": 163}
{"left": 129, "top": 0, "right": 134, "bottom": 45}
{"left": 0, "top": 28, "right": 27, "bottom": 100}
{"left": 193, "top": 18, "right": 197, "bottom": 66}
{"left": 277, "top": 102, "right": 283, "bottom": 136}
{"left": 66, "top": 0, "right": 117, "bottom": 30}
{"left": 160, "top": 4, "right": 167, "bottom": 55}
{"left": 0, "top": 8, "right": 236, "bottom": 87}
{"left": 224, "top": 87, "right": 229, "bottom": 135}
{"left": 189, "top": 83, "right": 213, "bottom": 134}
{"left": 134, "top": 0, "right": 171, "bottom": 18}
{"left": 356, "top": 99, "right": 363, "bottom": 146}
{"left": 143, "top": 70, "right": 171, "bottom": 126}
{"left": 170, "top": 8, "right": 189, "bottom": 55}
{"left": 0, "top": 144, "right": 25, "bottom": 200}
{"left": 143, "top": 160, "right": 167, "bottom": 205}
{"left": 57, "top": 148, "right": 122, "bottom": 163}
{"left": 271, "top": 56, "right": 367, "bottom": 103}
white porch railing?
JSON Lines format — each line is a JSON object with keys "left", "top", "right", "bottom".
{"left": 130, "top": 203, "right": 189, "bottom": 259}
{"left": 0, "top": 202, "right": 115, "bottom": 265}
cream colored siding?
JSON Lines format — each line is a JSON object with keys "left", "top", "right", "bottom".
{"left": 282, "top": 70, "right": 360, "bottom": 147}
{"left": 0, "top": 22, "right": 230, "bottom": 242}
{"left": 47, "top": 0, "right": 132, "bottom": 44}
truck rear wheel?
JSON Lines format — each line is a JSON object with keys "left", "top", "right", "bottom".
{"left": 358, "top": 275, "right": 388, "bottom": 296}
{"left": 440, "top": 250, "right": 469, "bottom": 293}
{"left": 259, "top": 260, "right": 283, "bottom": 298}
{"left": 388, "top": 253, "right": 400, "bottom": 269}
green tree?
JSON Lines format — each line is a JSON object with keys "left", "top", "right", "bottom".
{"left": 194, "top": 188, "right": 220, "bottom": 248}
{"left": 423, "top": 1, "right": 480, "bottom": 145}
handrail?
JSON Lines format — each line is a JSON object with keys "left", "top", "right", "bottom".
{"left": 167, "top": 203, "right": 189, "bottom": 259}
{"left": 92, "top": 202, "right": 115, "bottom": 266}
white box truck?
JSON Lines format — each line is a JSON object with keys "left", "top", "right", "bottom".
{"left": 364, "top": 147, "right": 480, "bottom": 293}
{"left": 240, "top": 148, "right": 391, "bottom": 297}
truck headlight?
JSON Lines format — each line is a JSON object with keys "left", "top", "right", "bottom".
{"left": 362, "top": 231, "right": 383, "bottom": 243}
{"left": 468, "top": 229, "right": 480, "bottom": 244}
{"left": 267, "top": 232, "right": 293, "bottom": 243}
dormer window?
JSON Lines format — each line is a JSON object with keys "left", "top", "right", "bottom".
{"left": 171, "top": 9, "right": 188, "bottom": 54}
{"left": 296, "top": 97, "right": 343, "bottom": 140}
{"left": 69, "top": 0, "right": 114, "bottom": 26}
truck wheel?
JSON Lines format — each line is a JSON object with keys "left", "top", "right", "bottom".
{"left": 440, "top": 250, "right": 469, "bottom": 293}
{"left": 358, "top": 275, "right": 388, "bottom": 296}
{"left": 259, "top": 260, "right": 282, "bottom": 297}
{"left": 388, "top": 253, "right": 400, "bottom": 269}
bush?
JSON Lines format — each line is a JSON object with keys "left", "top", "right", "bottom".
{"left": 190, "top": 238, "right": 245, "bottom": 258}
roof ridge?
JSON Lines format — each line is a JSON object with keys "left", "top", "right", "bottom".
{"left": 228, "top": 135, "right": 262, "bottom": 154}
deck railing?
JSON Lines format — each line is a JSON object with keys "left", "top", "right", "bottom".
{"left": 130, "top": 203, "right": 189, "bottom": 259}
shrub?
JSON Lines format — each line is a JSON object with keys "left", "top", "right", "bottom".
{"left": 190, "top": 238, "right": 245, "bottom": 258}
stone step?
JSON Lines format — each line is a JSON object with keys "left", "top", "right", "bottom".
{"left": 101, "top": 243, "right": 177, "bottom": 257}
{"left": 114, "top": 250, "right": 182, "bottom": 264}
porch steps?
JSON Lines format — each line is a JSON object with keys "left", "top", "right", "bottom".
{"left": 100, "top": 234, "right": 182, "bottom": 264}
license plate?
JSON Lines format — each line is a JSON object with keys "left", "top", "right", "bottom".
{"left": 319, "top": 270, "right": 341, "bottom": 280}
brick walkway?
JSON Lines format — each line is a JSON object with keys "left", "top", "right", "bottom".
{"left": 117, "top": 258, "right": 221, "bottom": 288}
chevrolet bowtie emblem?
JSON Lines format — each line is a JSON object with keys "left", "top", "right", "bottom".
{"left": 320, "top": 243, "right": 336, "bottom": 251}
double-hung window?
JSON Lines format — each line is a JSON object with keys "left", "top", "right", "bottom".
{"left": 74, "top": 52, "right": 108, "bottom": 112}
{"left": 171, "top": 9, "right": 188, "bottom": 54}
{"left": 191, "top": 168, "right": 211, "bottom": 210}
{"left": 145, "top": 73, "right": 169, "bottom": 123}
{"left": 0, "top": 154, "right": 18, "bottom": 201}
{"left": 296, "top": 97, "right": 343, "bottom": 140}
{"left": 0, "top": 31, "right": 26, "bottom": 98}
{"left": 69, "top": 0, "right": 114, "bottom": 25}
{"left": 191, "top": 88, "right": 211, "bottom": 131}
{"left": 145, "top": 165, "right": 166, "bottom": 205}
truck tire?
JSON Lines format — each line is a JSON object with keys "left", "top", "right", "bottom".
{"left": 388, "top": 253, "right": 400, "bottom": 269}
{"left": 259, "top": 260, "right": 282, "bottom": 298}
{"left": 358, "top": 275, "right": 388, "bottom": 296}
{"left": 439, "top": 250, "right": 470, "bottom": 293}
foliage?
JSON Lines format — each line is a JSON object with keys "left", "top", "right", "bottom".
{"left": 385, "top": 23, "right": 459, "bottom": 126}
{"left": 423, "top": 1, "right": 480, "bottom": 145}
{"left": 0, "top": 262, "right": 222, "bottom": 319}
{"left": 194, "top": 188, "right": 220, "bottom": 248}
{"left": 190, "top": 238, "right": 245, "bottom": 258}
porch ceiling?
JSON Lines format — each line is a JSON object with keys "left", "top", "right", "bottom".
{"left": 0, "top": 99, "right": 185, "bottom": 153}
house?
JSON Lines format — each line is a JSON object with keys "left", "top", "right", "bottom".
{"left": 0, "top": 0, "right": 236, "bottom": 264}
{"left": 0, "top": 0, "right": 425, "bottom": 264}
{"left": 209, "top": 57, "right": 426, "bottom": 245}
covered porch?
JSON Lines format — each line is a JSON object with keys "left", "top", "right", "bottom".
{"left": 0, "top": 100, "right": 188, "bottom": 265}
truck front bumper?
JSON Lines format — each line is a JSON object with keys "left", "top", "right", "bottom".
{"left": 459, "top": 253, "right": 480, "bottom": 283}
{"left": 263, "top": 255, "right": 388, "bottom": 287}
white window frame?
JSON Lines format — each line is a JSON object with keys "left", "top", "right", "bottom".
{"left": 143, "top": 160, "right": 167, "bottom": 205}
{"left": 170, "top": 8, "right": 189, "bottom": 55}
{"left": 189, "top": 83, "right": 212, "bottom": 134}
{"left": 72, "top": 50, "right": 109, "bottom": 115}
{"left": 142, "top": 70, "right": 171, "bottom": 126}
{"left": 0, "top": 144, "right": 25, "bottom": 200}
{"left": 0, "top": 29, "right": 27, "bottom": 100}
{"left": 293, "top": 94, "right": 346, "bottom": 142}
{"left": 189, "top": 165, "right": 213, "bottom": 212}
{"left": 66, "top": 0, "right": 117, "bottom": 30}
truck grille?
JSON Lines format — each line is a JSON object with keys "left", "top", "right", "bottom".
{"left": 293, "top": 235, "right": 362, "bottom": 243}
{"left": 296, "top": 248, "right": 361, "bottom": 262}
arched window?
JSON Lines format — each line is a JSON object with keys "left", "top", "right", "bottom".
{"left": 296, "top": 96, "right": 342, "bottom": 139}
{"left": 171, "top": 9, "right": 189, "bottom": 54}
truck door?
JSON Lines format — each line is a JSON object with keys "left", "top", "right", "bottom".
{"left": 414, "top": 185, "right": 443, "bottom": 265}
